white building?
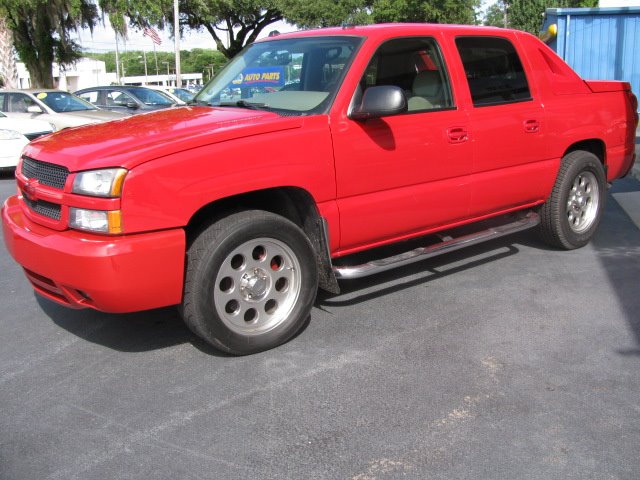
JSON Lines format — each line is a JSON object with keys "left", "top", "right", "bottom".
{"left": 17, "top": 57, "right": 117, "bottom": 90}
{"left": 16, "top": 57, "right": 202, "bottom": 91}
{"left": 121, "top": 73, "right": 204, "bottom": 87}
{"left": 599, "top": 0, "right": 640, "bottom": 5}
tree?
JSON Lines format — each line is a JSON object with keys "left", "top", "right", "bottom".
{"left": 86, "top": 47, "right": 227, "bottom": 79}
{"left": 181, "top": 0, "right": 283, "bottom": 59}
{"left": 105, "top": 0, "right": 284, "bottom": 60}
{"left": 371, "top": 0, "right": 480, "bottom": 25}
{"left": 0, "top": 0, "right": 101, "bottom": 87}
{"left": 107, "top": 0, "right": 484, "bottom": 66}
{"left": 280, "top": 0, "right": 372, "bottom": 28}
{"left": 488, "top": 0, "right": 598, "bottom": 34}
{"left": 484, "top": 1, "right": 507, "bottom": 27}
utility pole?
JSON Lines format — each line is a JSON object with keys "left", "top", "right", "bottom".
{"left": 174, "top": 0, "right": 181, "bottom": 87}
{"left": 503, "top": 1, "right": 509, "bottom": 28}
{"left": 142, "top": 50, "right": 148, "bottom": 84}
{"left": 115, "top": 32, "right": 121, "bottom": 84}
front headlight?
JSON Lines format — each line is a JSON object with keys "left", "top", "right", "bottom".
{"left": 69, "top": 208, "right": 122, "bottom": 234}
{"left": 0, "top": 129, "right": 26, "bottom": 141}
{"left": 72, "top": 168, "right": 127, "bottom": 197}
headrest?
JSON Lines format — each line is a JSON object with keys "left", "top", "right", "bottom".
{"left": 412, "top": 70, "right": 442, "bottom": 97}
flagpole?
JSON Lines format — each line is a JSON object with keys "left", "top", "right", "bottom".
{"left": 143, "top": 26, "right": 162, "bottom": 81}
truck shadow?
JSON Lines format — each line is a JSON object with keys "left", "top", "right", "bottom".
{"left": 592, "top": 177, "right": 640, "bottom": 356}
{"left": 317, "top": 233, "right": 533, "bottom": 308}
{"left": 36, "top": 296, "right": 230, "bottom": 356}
{"left": 37, "top": 232, "right": 535, "bottom": 355}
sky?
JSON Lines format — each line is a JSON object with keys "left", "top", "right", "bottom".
{"left": 74, "top": 1, "right": 498, "bottom": 53}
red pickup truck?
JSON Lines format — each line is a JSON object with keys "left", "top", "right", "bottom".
{"left": 2, "top": 24, "right": 637, "bottom": 354}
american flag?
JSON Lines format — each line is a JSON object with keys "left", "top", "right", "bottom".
{"left": 143, "top": 26, "right": 162, "bottom": 46}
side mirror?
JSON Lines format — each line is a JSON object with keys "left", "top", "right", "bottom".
{"left": 27, "top": 105, "right": 43, "bottom": 114}
{"left": 349, "top": 85, "right": 407, "bottom": 121}
{"left": 126, "top": 102, "right": 139, "bottom": 110}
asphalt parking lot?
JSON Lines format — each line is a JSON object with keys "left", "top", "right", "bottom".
{"left": 1, "top": 167, "right": 640, "bottom": 480}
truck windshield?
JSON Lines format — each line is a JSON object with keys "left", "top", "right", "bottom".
{"left": 194, "top": 35, "right": 363, "bottom": 115}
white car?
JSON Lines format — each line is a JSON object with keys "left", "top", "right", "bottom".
{"left": 0, "top": 112, "right": 53, "bottom": 170}
{"left": 0, "top": 89, "right": 126, "bottom": 130}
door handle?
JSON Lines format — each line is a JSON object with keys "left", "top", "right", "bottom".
{"left": 524, "top": 119, "right": 540, "bottom": 133}
{"left": 447, "top": 127, "right": 469, "bottom": 144}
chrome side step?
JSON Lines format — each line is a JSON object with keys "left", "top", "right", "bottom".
{"left": 332, "top": 211, "right": 540, "bottom": 280}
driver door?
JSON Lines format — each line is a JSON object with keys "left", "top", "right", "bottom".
{"left": 331, "top": 37, "right": 473, "bottom": 253}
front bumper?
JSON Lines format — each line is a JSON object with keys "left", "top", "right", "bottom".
{"left": 2, "top": 195, "right": 185, "bottom": 313}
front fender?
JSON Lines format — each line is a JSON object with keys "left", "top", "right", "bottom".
{"left": 120, "top": 116, "right": 337, "bottom": 234}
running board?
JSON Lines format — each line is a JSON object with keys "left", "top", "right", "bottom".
{"left": 332, "top": 211, "right": 540, "bottom": 280}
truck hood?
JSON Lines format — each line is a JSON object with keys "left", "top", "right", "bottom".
{"left": 24, "top": 106, "right": 303, "bottom": 172}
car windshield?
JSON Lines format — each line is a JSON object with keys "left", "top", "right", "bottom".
{"left": 34, "top": 91, "right": 98, "bottom": 112}
{"left": 195, "top": 35, "right": 363, "bottom": 115}
{"left": 127, "top": 88, "right": 175, "bottom": 106}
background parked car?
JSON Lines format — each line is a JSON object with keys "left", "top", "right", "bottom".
{"left": 0, "top": 89, "right": 126, "bottom": 130}
{"left": 75, "top": 86, "right": 178, "bottom": 115}
{"left": 157, "top": 86, "right": 195, "bottom": 103}
{"left": 0, "top": 111, "right": 53, "bottom": 170}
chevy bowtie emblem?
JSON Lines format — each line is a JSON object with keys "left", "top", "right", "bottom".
{"left": 23, "top": 179, "right": 39, "bottom": 201}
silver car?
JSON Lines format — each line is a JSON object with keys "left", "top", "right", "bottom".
{"left": 0, "top": 89, "right": 126, "bottom": 130}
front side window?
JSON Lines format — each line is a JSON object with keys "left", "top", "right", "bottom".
{"left": 455, "top": 36, "right": 531, "bottom": 107}
{"left": 7, "top": 93, "right": 36, "bottom": 113}
{"left": 357, "top": 37, "right": 454, "bottom": 113}
{"left": 195, "top": 36, "right": 363, "bottom": 115}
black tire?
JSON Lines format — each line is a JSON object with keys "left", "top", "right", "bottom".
{"left": 538, "top": 150, "right": 606, "bottom": 249}
{"left": 181, "top": 210, "right": 318, "bottom": 355}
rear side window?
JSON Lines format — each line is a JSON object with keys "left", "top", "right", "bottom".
{"left": 77, "top": 91, "right": 99, "bottom": 103}
{"left": 455, "top": 36, "right": 531, "bottom": 107}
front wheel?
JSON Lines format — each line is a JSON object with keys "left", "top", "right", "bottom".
{"left": 181, "top": 210, "right": 318, "bottom": 355}
{"left": 538, "top": 150, "right": 606, "bottom": 249}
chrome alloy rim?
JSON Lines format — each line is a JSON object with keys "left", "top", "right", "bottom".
{"left": 213, "top": 238, "right": 301, "bottom": 336}
{"left": 566, "top": 171, "right": 599, "bottom": 234}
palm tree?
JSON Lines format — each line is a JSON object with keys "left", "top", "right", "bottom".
{"left": 0, "top": 16, "right": 18, "bottom": 88}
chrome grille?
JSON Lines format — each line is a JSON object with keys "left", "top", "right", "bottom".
{"left": 21, "top": 156, "right": 69, "bottom": 189}
{"left": 22, "top": 196, "right": 62, "bottom": 220}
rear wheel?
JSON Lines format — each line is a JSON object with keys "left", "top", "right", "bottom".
{"left": 181, "top": 210, "right": 318, "bottom": 355}
{"left": 538, "top": 150, "right": 606, "bottom": 249}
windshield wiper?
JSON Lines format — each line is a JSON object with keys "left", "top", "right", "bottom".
{"left": 188, "top": 99, "right": 213, "bottom": 106}
{"left": 218, "top": 100, "right": 268, "bottom": 110}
